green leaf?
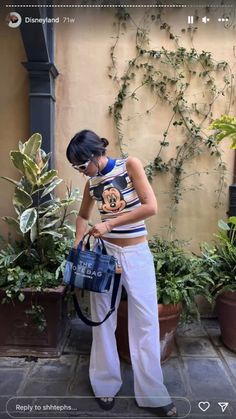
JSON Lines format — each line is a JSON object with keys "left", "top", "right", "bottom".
{"left": 19, "top": 176, "right": 33, "bottom": 194}
{"left": 38, "top": 200, "right": 56, "bottom": 215}
{"left": 20, "top": 208, "right": 37, "bottom": 233}
{"left": 228, "top": 216, "right": 236, "bottom": 225}
{"left": 67, "top": 210, "right": 79, "bottom": 216}
{"left": 10, "top": 152, "right": 40, "bottom": 179}
{"left": 59, "top": 199, "right": 76, "bottom": 207}
{"left": 10, "top": 151, "right": 27, "bottom": 175}
{"left": 41, "top": 219, "right": 60, "bottom": 230}
{"left": 2, "top": 217, "right": 21, "bottom": 232}
{"left": 214, "top": 123, "right": 236, "bottom": 132}
{"left": 40, "top": 151, "right": 52, "bottom": 173}
{"left": 64, "top": 222, "right": 76, "bottom": 233}
{"left": 0, "top": 246, "right": 25, "bottom": 267}
{"left": 69, "top": 187, "right": 82, "bottom": 201}
{"left": 18, "top": 293, "right": 25, "bottom": 302}
{"left": 39, "top": 170, "right": 58, "bottom": 186}
{"left": 23, "top": 133, "right": 42, "bottom": 158}
{"left": 18, "top": 141, "right": 25, "bottom": 153}
{"left": 231, "top": 138, "right": 236, "bottom": 149}
{"left": 39, "top": 199, "right": 56, "bottom": 209}
{"left": 13, "top": 188, "right": 33, "bottom": 208}
{"left": 38, "top": 205, "right": 55, "bottom": 215}
{"left": 44, "top": 206, "right": 60, "bottom": 217}
{"left": 31, "top": 186, "right": 45, "bottom": 196}
{"left": 30, "top": 222, "right": 38, "bottom": 243}
{"left": 209, "top": 115, "right": 236, "bottom": 149}
{"left": 0, "top": 176, "right": 20, "bottom": 187}
{"left": 162, "top": 295, "right": 171, "bottom": 305}
{"left": 23, "top": 160, "right": 38, "bottom": 185}
{"left": 39, "top": 231, "right": 63, "bottom": 238}
{"left": 218, "top": 219, "right": 230, "bottom": 231}
{"left": 41, "top": 178, "right": 63, "bottom": 198}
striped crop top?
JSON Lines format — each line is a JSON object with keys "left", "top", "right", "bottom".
{"left": 89, "top": 157, "right": 148, "bottom": 238}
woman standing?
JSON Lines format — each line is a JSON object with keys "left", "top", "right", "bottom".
{"left": 66, "top": 129, "right": 177, "bottom": 417}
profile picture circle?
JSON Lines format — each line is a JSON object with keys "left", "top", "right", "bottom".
{"left": 6, "top": 12, "right": 22, "bottom": 28}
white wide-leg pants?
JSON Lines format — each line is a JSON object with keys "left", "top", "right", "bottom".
{"left": 89, "top": 240, "right": 172, "bottom": 407}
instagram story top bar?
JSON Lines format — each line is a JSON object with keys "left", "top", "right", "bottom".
{"left": 5, "top": 4, "right": 188, "bottom": 8}
{"left": 2, "top": 0, "right": 235, "bottom": 8}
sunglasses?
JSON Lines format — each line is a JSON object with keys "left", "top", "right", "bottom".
{"left": 71, "top": 154, "right": 94, "bottom": 171}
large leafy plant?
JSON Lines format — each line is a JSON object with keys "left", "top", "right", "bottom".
{"left": 209, "top": 115, "right": 236, "bottom": 149}
{"left": 0, "top": 133, "right": 81, "bottom": 299}
{"left": 148, "top": 236, "right": 213, "bottom": 320}
{"left": 199, "top": 217, "right": 236, "bottom": 299}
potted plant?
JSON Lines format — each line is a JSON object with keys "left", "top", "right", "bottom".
{"left": 198, "top": 217, "right": 236, "bottom": 352}
{"left": 0, "top": 133, "right": 81, "bottom": 357}
{"left": 116, "top": 237, "right": 212, "bottom": 363}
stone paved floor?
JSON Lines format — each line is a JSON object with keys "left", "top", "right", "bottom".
{"left": 0, "top": 318, "right": 236, "bottom": 419}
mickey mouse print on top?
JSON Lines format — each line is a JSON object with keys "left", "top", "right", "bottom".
{"left": 89, "top": 158, "right": 148, "bottom": 238}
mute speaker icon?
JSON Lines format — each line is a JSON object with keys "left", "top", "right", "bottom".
{"left": 202, "top": 16, "right": 210, "bottom": 24}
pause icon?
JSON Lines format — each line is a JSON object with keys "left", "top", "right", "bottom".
{"left": 188, "top": 16, "right": 194, "bottom": 24}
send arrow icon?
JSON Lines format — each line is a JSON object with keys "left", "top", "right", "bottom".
{"left": 218, "top": 402, "right": 229, "bottom": 412}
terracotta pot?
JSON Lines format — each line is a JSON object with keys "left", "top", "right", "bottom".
{"left": 116, "top": 300, "right": 182, "bottom": 364}
{"left": 216, "top": 291, "right": 236, "bottom": 352}
{"left": 159, "top": 302, "right": 182, "bottom": 362}
{"left": 0, "top": 286, "right": 70, "bottom": 357}
{"left": 115, "top": 300, "right": 130, "bottom": 364}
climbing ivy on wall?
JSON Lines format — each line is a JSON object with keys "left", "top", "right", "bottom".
{"left": 108, "top": 8, "right": 234, "bottom": 237}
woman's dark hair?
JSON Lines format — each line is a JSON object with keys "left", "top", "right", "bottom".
{"left": 66, "top": 129, "right": 109, "bottom": 164}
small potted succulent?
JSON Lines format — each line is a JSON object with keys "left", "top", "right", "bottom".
{"left": 0, "top": 133, "right": 81, "bottom": 357}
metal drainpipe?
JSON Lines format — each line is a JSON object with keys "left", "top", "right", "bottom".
{"left": 17, "top": 2, "right": 58, "bottom": 169}
{"left": 228, "top": 151, "right": 236, "bottom": 217}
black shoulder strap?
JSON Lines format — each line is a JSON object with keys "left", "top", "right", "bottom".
{"left": 71, "top": 272, "right": 121, "bottom": 327}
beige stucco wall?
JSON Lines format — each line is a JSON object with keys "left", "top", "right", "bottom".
{"left": 0, "top": 10, "right": 29, "bottom": 240}
{"left": 0, "top": 7, "right": 235, "bottom": 253}
{"left": 55, "top": 8, "right": 235, "bottom": 252}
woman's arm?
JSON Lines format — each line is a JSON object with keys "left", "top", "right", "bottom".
{"left": 108, "top": 156, "right": 157, "bottom": 229}
{"left": 73, "top": 180, "right": 95, "bottom": 247}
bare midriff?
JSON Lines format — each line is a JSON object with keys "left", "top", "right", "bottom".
{"left": 102, "top": 211, "right": 147, "bottom": 247}
{"left": 103, "top": 235, "right": 147, "bottom": 247}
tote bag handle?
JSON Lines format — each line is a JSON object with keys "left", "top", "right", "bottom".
{"left": 80, "top": 233, "right": 108, "bottom": 255}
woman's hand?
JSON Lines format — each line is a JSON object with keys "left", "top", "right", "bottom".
{"left": 88, "top": 221, "right": 111, "bottom": 238}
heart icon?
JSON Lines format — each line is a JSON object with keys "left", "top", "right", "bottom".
{"left": 198, "top": 401, "right": 210, "bottom": 412}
